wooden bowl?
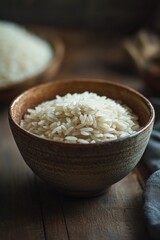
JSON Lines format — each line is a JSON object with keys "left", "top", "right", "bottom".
{"left": 139, "top": 57, "right": 160, "bottom": 94}
{"left": 123, "top": 31, "right": 160, "bottom": 94}
{"left": 0, "top": 30, "right": 65, "bottom": 104}
{"left": 9, "top": 79, "right": 155, "bottom": 197}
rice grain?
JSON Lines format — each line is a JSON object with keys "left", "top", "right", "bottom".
{"left": 20, "top": 92, "right": 140, "bottom": 143}
{"left": 0, "top": 21, "right": 53, "bottom": 86}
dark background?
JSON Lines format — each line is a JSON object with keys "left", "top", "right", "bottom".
{"left": 1, "top": 0, "right": 160, "bottom": 33}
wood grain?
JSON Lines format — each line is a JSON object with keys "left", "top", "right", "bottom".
{"left": 0, "top": 108, "right": 45, "bottom": 240}
{"left": 60, "top": 172, "right": 150, "bottom": 240}
{"left": 36, "top": 180, "right": 69, "bottom": 240}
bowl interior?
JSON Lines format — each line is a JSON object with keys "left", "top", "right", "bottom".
{"left": 11, "top": 79, "right": 153, "bottom": 130}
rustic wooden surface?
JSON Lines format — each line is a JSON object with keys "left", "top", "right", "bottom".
{"left": 0, "top": 28, "right": 152, "bottom": 240}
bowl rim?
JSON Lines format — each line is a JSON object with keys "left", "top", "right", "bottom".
{"left": 9, "top": 78, "right": 155, "bottom": 147}
{"left": 0, "top": 28, "right": 65, "bottom": 91}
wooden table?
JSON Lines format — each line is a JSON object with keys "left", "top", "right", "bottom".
{"left": 0, "top": 28, "right": 152, "bottom": 240}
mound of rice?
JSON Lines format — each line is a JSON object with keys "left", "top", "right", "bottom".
{"left": 0, "top": 21, "right": 53, "bottom": 86}
{"left": 20, "top": 92, "right": 140, "bottom": 143}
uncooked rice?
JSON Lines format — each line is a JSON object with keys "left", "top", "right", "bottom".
{"left": 0, "top": 21, "right": 53, "bottom": 86}
{"left": 20, "top": 92, "right": 140, "bottom": 143}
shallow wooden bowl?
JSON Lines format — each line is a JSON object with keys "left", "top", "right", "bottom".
{"left": 9, "top": 79, "right": 155, "bottom": 197}
{"left": 0, "top": 29, "right": 65, "bottom": 104}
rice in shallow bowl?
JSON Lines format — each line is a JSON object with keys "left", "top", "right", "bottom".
{"left": 0, "top": 21, "right": 53, "bottom": 86}
{"left": 20, "top": 91, "right": 140, "bottom": 143}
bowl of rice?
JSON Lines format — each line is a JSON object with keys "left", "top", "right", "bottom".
{"left": 0, "top": 21, "right": 64, "bottom": 103}
{"left": 9, "top": 79, "right": 155, "bottom": 197}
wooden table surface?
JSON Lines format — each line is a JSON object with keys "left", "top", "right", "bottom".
{"left": 0, "top": 28, "right": 152, "bottom": 240}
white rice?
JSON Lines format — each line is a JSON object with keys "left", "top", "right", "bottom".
{"left": 0, "top": 21, "right": 53, "bottom": 86}
{"left": 20, "top": 92, "right": 140, "bottom": 143}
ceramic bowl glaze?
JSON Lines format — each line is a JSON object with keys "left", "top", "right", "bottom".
{"left": 9, "top": 79, "right": 155, "bottom": 197}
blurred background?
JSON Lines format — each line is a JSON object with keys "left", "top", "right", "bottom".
{"left": 1, "top": 0, "right": 160, "bottom": 32}
{"left": 1, "top": 0, "right": 160, "bottom": 99}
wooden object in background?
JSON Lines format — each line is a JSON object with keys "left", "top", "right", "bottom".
{"left": 124, "top": 30, "right": 160, "bottom": 93}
